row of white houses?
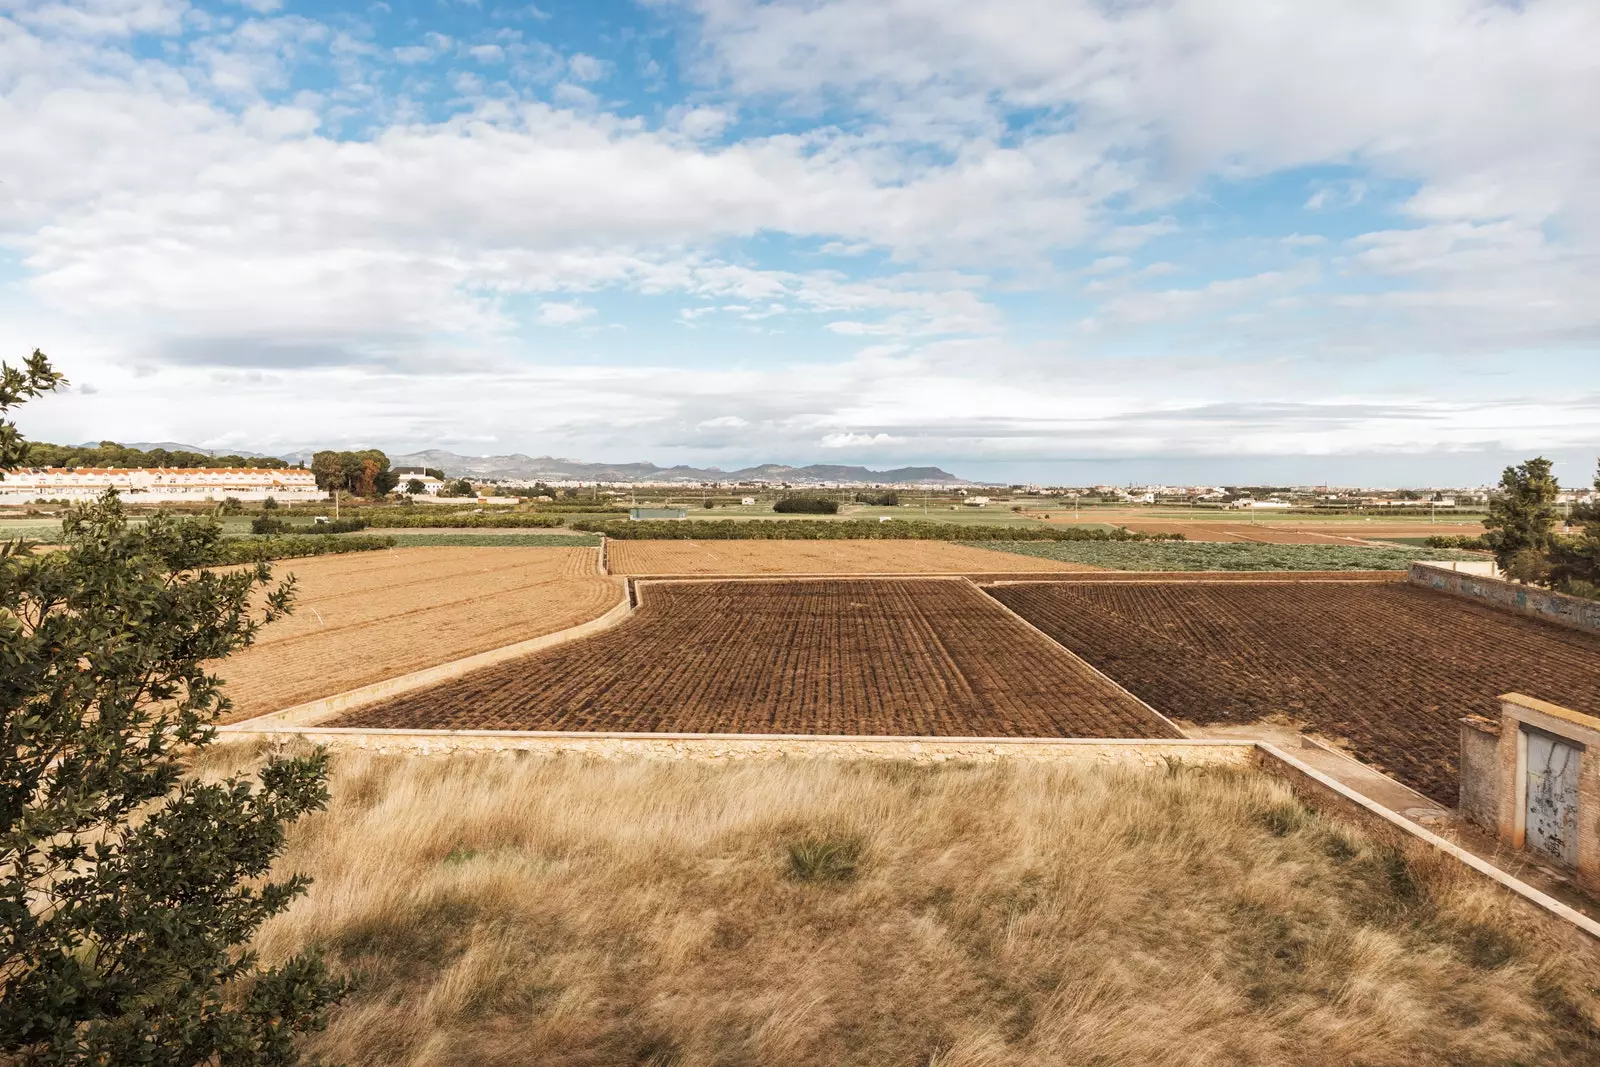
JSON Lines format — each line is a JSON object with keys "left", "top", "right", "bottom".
{"left": 0, "top": 468, "right": 325, "bottom": 504}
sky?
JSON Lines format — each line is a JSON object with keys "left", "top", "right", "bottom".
{"left": 1, "top": 0, "right": 1598, "bottom": 486}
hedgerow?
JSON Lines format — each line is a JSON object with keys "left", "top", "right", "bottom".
{"left": 571, "top": 519, "right": 1183, "bottom": 542}
{"left": 211, "top": 533, "right": 396, "bottom": 563}
{"left": 360, "top": 512, "right": 565, "bottom": 529}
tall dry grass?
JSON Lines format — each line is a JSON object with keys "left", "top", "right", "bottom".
{"left": 204, "top": 743, "right": 1600, "bottom": 1067}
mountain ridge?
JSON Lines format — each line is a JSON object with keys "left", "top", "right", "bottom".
{"left": 109, "top": 443, "right": 972, "bottom": 484}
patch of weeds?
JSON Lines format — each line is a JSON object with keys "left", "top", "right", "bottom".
{"left": 787, "top": 835, "right": 864, "bottom": 884}
{"left": 1535, "top": 974, "right": 1600, "bottom": 1058}
{"left": 444, "top": 846, "right": 479, "bottom": 865}
{"left": 1452, "top": 921, "right": 1518, "bottom": 970}
{"left": 1316, "top": 825, "right": 1360, "bottom": 862}
{"left": 1255, "top": 799, "right": 1308, "bottom": 837}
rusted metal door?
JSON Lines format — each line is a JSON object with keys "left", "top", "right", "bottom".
{"left": 1525, "top": 730, "right": 1580, "bottom": 867}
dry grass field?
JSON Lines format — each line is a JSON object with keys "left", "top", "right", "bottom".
{"left": 335, "top": 578, "right": 1171, "bottom": 737}
{"left": 213, "top": 747, "right": 1600, "bottom": 1067}
{"left": 989, "top": 581, "right": 1600, "bottom": 804}
{"left": 216, "top": 547, "right": 621, "bottom": 722}
{"left": 606, "top": 538, "right": 1099, "bottom": 575}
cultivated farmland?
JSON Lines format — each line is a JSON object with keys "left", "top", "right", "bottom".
{"left": 607, "top": 538, "right": 1098, "bottom": 575}
{"left": 216, "top": 546, "right": 622, "bottom": 722}
{"left": 988, "top": 581, "right": 1600, "bottom": 803}
{"left": 966, "top": 539, "right": 1486, "bottom": 571}
{"left": 334, "top": 578, "right": 1174, "bottom": 737}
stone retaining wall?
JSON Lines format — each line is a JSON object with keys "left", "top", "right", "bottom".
{"left": 1409, "top": 562, "right": 1600, "bottom": 635}
{"left": 225, "top": 727, "right": 1256, "bottom": 767}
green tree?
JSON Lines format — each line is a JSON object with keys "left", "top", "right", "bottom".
{"left": 445, "top": 478, "right": 476, "bottom": 497}
{"left": 405, "top": 478, "right": 425, "bottom": 495}
{"left": 1550, "top": 459, "right": 1600, "bottom": 596}
{"left": 1, "top": 352, "right": 345, "bottom": 1064}
{"left": 0, "top": 350, "right": 63, "bottom": 472}
{"left": 1482, "top": 457, "right": 1560, "bottom": 578}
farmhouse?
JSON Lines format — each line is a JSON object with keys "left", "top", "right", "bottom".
{"left": 0, "top": 466, "right": 323, "bottom": 505}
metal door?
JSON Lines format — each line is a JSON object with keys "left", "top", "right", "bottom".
{"left": 1525, "top": 730, "right": 1580, "bottom": 867}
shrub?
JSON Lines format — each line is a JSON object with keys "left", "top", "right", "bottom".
{"left": 250, "top": 514, "right": 288, "bottom": 535}
{"left": 1423, "top": 534, "right": 1490, "bottom": 550}
{"left": 773, "top": 496, "right": 840, "bottom": 514}
{"left": 853, "top": 491, "right": 900, "bottom": 506}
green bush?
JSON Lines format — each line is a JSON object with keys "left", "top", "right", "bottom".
{"left": 572, "top": 519, "right": 1183, "bottom": 542}
{"left": 1424, "top": 534, "right": 1490, "bottom": 550}
{"left": 773, "top": 496, "right": 840, "bottom": 514}
{"left": 250, "top": 514, "right": 287, "bottom": 535}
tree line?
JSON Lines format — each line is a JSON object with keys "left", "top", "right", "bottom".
{"left": 24, "top": 440, "right": 295, "bottom": 470}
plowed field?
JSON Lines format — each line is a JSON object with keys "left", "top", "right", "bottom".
{"left": 989, "top": 581, "right": 1600, "bottom": 803}
{"left": 333, "top": 579, "right": 1175, "bottom": 737}
{"left": 217, "top": 547, "right": 621, "bottom": 722}
{"left": 606, "top": 539, "right": 1097, "bottom": 575}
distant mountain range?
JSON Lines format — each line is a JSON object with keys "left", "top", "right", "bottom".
{"left": 113, "top": 443, "right": 968, "bottom": 485}
{"left": 387, "top": 450, "right": 969, "bottom": 485}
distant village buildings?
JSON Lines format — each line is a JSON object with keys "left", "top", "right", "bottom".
{"left": 0, "top": 467, "right": 323, "bottom": 505}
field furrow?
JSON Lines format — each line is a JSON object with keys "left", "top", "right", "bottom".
{"left": 989, "top": 581, "right": 1600, "bottom": 803}
{"left": 333, "top": 578, "right": 1177, "bottom": 738}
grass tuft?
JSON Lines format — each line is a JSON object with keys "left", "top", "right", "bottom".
{"left": 787, "top": 835, "right": 864, "bottom": 883}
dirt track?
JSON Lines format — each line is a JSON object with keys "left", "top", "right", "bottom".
{"left": 217, "top": 547, "right": 621, "bottom": 721}
{"left": 334, "top": 578, "right": 1174, "bottom": 738}
{"left": 607, "top": 539, "right": 1099, "bottom": 575}
{"left": 989, "top": 581, "right": 1600, "bottom": 804}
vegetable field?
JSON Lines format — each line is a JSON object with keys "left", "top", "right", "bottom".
{"left": 965, "top": 540, "right": 1488, "bottom": 572}
{"left": 217, "top": 546, "right": 621, "bottom": 722}
{"left": 334, "top": 579, "right": 1177, "bottom": 737}
{"left": 988, "top": 581, "right": 1600, "bottom": 803}
{"left": 607, "top": 539, "right": 1097, "bottom": 575}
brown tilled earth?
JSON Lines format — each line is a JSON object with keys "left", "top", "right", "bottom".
{"left": 606, "top": 539, "right": 1099, "bottom": 575}
{"left": 988, "top": 581, "right": 1600, "bottom": 804}
{"left": 333, "top": 578, "right": 1175, "bottom": 738}
{"left": 217, "top": 546, "right": 621, "bottom": 722}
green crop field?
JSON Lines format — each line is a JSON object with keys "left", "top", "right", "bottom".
{"left": 963, "top": 540, "right": 1488, "bottom": 571}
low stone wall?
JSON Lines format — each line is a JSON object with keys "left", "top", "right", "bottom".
{"left": 224, "top": 727, "right": 1257, "bottom": 767}
{"left": 1409, "top": 562, "right": 1600, "bottom": 635}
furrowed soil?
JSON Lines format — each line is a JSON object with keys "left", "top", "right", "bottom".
{"left": 989, "top": 581, "right": 1600, "bottom": 804}
{"left": 333, "top": 578, "right": 1174, "bottom": 737}
{"left": 606, "top": 538, "right": 1099, "bottom": 575}
{"left": 216, "top": 546, "right": 622, "bottom": 722}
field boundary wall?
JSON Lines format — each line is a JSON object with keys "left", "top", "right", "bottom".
{"left": 1409, "top": 562, "right": 1600, "bottom": 635}
{"left": 220, "top": 585, "right": 634, "bottom": 730}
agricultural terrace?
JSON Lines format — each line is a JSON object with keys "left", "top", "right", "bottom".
{"left": 988, "top": 581, "right": 1600, "bottom": 804}
{"left": 1100, "top": 518, "right": 1488, "bottom": 545}
{"left": 334, "top": 578, "right": 1174, "bottom": 737}
{"left": 216, "top": 546, "right": 621, "bottom": 722}
{"left": 607, "top": 538, "right": 1097, "bottom": 575}
{"left": 229, "top": 749, "right": 1600, "bottom": 1066}
{"left": 967, "top": 539, "right": 1487, "bottom": 571}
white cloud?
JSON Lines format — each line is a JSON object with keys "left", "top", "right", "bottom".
{"left": 535, "top": 301, "right": 597, "bottom": 326}
{"left": 565, "top": 52, "right": 606, "bottom": 82}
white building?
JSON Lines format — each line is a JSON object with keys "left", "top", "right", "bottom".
{"left": 0, "top": 467, "right": 323, "bottom": 505}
